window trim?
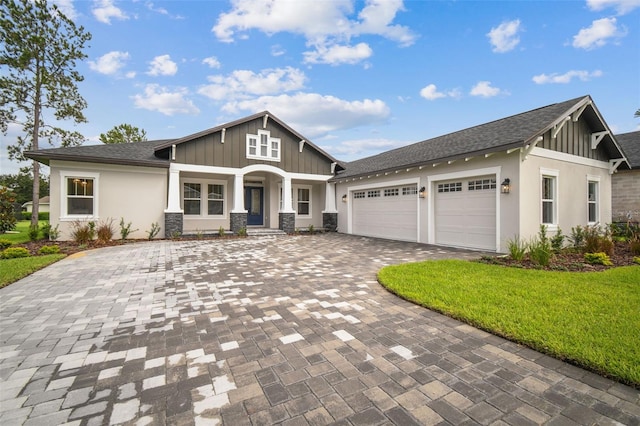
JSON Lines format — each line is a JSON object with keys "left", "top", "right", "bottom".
{"left": 59, "top": 171, "right": 100, "bottom": 221}
{"left": 587, "top": 175, "right": 600, "bottom": 224}
{"left": 279, "top": 184, "right": 313, "bottom": 218}
{"left": 246, "top": 129, "right": 281, "bottom": 162}
{"left": 540, "top": 168, "right": 559, "bottom": 229}
{"left": 180, "top": 178, "right": 227, "bottom": 218}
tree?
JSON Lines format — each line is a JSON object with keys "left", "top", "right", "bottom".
{"left": 0, "top": 167, "right": 49, "bottom": 205}
{"left": 635, "top": 109, "right": 639, "bottom": 118}
{"left": 0, "top": 0, "right": 91, "bottom": 228}
{"left": 99, "top": 124, "right": 148, "bottom": 144}
{"left": 0, "top": 187, "right": 17, "bottom": 233}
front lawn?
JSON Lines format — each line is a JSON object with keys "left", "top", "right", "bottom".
{"left": 378, "top": 260, "right": 640, "bottom": 387}
{"left": 1, "top": 221, "right": 35, "bottom": 244}
{"left": 0, "top": 254, "right": 66, "bottom": 288}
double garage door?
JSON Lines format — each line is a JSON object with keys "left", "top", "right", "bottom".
{"left": 352, "top": 185, "right": 418, "bottom": 242}
{"left": 351, "top": 175, "right": 497, "bottom": 250}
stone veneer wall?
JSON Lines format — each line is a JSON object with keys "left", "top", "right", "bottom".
{"left": 164, "top": 212, "right": 183, "bottom": 238}
{"left": 322, "top": 213, "right": 338, "bottom": 232}
{"left": 230, "top": 212, "right": 248, "bottom": 234}
{"left": 611, "top": 170, "right": 640, "bottom": 221}
{"left": 279, "top": 212, "right": 295, "bottom": 234}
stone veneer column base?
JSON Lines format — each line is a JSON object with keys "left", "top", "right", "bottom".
{"left": 164, "top": 212, "right": 183, "bottom": 238}
{"left": 279, "top": 212, "right": 295, "bottom": 234}
{"left": 322, "top": 213, "right": 338, "bottom": 232}
{"left": 230, "top": 212, "right": 248, "bottom": 234}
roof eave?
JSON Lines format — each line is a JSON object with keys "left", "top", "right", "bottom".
{"left": 25, "top": 152, "right": 170, "bottom": 169}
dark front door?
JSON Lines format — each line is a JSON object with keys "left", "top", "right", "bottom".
{"left": 245, "top": 187, "right": 264, "bottom": 226}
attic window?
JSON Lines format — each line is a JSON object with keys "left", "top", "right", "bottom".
{"left": 246, "top": 129, "right": 280, "bottom": 162}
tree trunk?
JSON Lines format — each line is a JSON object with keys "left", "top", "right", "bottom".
{"left": 31, "top": 160, "right": 40, "bottom": 228}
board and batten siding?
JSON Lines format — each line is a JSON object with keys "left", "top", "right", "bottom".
{"left": 538, "top": 118, "right": 608, "bottom": 162}
{"left": 174, "top": 118, "right": 332, "bottom": 175}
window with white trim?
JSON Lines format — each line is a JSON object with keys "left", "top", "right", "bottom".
{"left": 588, "top": 180, "right": 598, "bottom": 223}
{"left": 541, "top": 175, "right": 556, "bottom": 225}
{"left": 278, "top": 184, "right": 312, "bottom": 217}
{"left": 246, "top": 129, "right": 280, "bottom": 162}
{"left": 182, "top": 180, "right": 226, "bottom": 217}
{"left": 60, "top": 171, "right": 100, "bottom": 219}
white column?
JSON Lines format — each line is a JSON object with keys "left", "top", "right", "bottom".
{"left": 231, "top": 173, "right": 246, "bottom": 213}
{"left": 281, "top": 176, "right": 295, "bottom": 213}
{"left": 322, "top": 181, "right": 337, "bottom": 213}
{"left": 164, "top": 166, "right": 182, "bottom": 213}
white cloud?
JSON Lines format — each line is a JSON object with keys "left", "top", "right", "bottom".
{"left": 326, "top": 138, "right": 407, "bottom": 159}
{"left": 52, "top": 0, "right": 78, "bottom": 19}
{"left": 586, "top": 0, "right": 640, "bottom": 14}
{"left": 303, "top": 42, "right": 373, "bottom": 65}
{"left": 202, "top": 56, "right": 221, "bottom": 69}
{"left": 147, "top": 55, "right": 178, "bottom": 76}
{"left": 470, "top": 81, "right": 507, "bottom": 98}
{"left": 419, "top": 84, "right": 461, "bottom": 101}
{"left": 487, "top": 19, "right": 522, "bottom": 53}
{"left": 198, "top": 67, "right": 306, "bottom": 101}
{"left": 132, "top": 84, "right": 199, "bottom": 116}
{"left": 88, "top": 51, "right": 130, "bottom": 75}
{"left": 532, "top": 69, "right": 603, "bottom": 84}
{"left": 221, "top": 92, "right": 390, "bottom": 138}
{"left": 92, "top": 0, "right": 129, "bottom": 24}
{"left": 572, "top": 17, "right": 625, "bottom": 49}
{"left": 125, "top": 71, "right": 136, "bottom": 79}
{"left": 212, "top": 0, "right": 415, "bottom": 63}
{"left": 271, "top": 45, "right": 286, "bottom": 57}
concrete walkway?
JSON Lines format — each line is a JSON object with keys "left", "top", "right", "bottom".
{"left": 1, "top": 234, "right": 638, "bottom": 425}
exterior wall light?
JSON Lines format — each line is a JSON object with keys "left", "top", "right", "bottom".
{"left": 342, "top": 194, "right": 347, "bottom": 203}
{"left": 419, "top": 186, "right": 427, "bottom": 198}
{"left": 501, "top": 178, "right": 511, "bottom": 194}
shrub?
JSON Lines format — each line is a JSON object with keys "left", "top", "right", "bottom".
{"left": 630, "top": 240, "right": 640, "bottom": 256}
{"left": 237, "top": 227, "right": 247, "bottom": 237}
{"left": 48, "top": 224, "right": 60, "bottom": 241}
{"left": 119, "top": 217, "right": 138, "bottom": 240}
{"left": 195, "top": 229, "right": 204, "bottom": 239}
{"left": 96, "top": 219, "right": 115, "bottom": 243}
{"left": 71, "top": 220, "right": 95, "bottom": 244}
{"left": 0, "top": 239, "right": 12, "bottom": 250}
{"left": 146, "top": 222, "right": 161, "bottom": 240}
{"left": 1, "top": 247, "right": 30, "bottom": 259}
{"left": 28, "top": 224, "right": 40, "bottom": 241}
{"left": 584, "top": 252, "right": 613, "bottom": 266}
{"left": 551, "top": 228, "right": 565, "bottom": 253}
{"left": 507, "top": 236, "right": 527, "bottom": 261}
{"left": 634, "top": 257, "right": 640, "bottom": 265}
{"left": 218, "top": 226, "right": 225, "bottom": 237}
{"left": 583, "top": 225, "right": 614, "bottom": 256}
{"left": 308, "top": 224, "right": 315, "bottom": 234}
{"left": 0, "top": 187, "right": 17, "bottom": 233}
{"left": 569, "top": 225, "right": 585, "bottom": 250}
{"left": 170, "top": 230, "right": 181, "bottom": 240}
{"left": 38, "top": 245, "right": 60, "bottom": 255}
{"left": 21, "top": 212, "right": 49, "bottom": 221}
{"left": 529, "top": 238, "right": 552, "bottom": 267}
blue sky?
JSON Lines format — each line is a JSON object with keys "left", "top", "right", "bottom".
{"left": 2, "top": 0, "right": 639, "bottom": 175}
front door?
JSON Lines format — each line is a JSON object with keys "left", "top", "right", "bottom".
{"left": 245, "top": 187, "right": 264, "bottom": 226}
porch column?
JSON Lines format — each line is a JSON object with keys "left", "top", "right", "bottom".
{"left": 164, "top": 166, "right": 183, "bottom": 238}
{"left": 279, "top": 176, "right": 295, "bottom": 233}
{"left": 230, "top": 173, "right": 247, "bottom": 234}
{"left": 322, "top": 181, "right": 338, "bottom": 232}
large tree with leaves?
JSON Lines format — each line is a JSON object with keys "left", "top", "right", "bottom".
{"left": 100, "top": 124, "right": 148, "bottom": 144}
{"left": 0, "top": 0, "right": 91, "bottom": 227}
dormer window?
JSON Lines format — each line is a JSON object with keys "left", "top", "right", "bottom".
{"left": 246, "top": 129, "right": 280, "bottom": 162}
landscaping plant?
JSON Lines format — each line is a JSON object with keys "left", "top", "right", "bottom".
{"left": 38, "top": 245, "right": 60, "bottom": 255}
{"left": 584, "top": 252, "right": 613, "bottom": 266}
{"left": 1, "top": 247, "right": 30, "bottom": 259}
{"left": 0, "top": 239, "right": 12, "bottom": 250}
{"left": 28, "top": 224, "right": 39, "bottom": 241}
{"left": 218, "top": 226, "right": 225, "bottom": 237}
{"left": 569, "top": 225, "right": 585, "bottom": 250}
{"left": 96, "top": 219, "right": 115, "bottom": 243}
{"left": 551, "top": 228, "right": 565, "bottom": 253}
{"left": 0, "top": 187, "right": 17, "bottom": 233}
{"left": 71, "top": 220, "right": 95, "bottom": 244}
{"left": 119, "top": 217, "right": 137, "bottom": 240}
{"left": 146, "top": 222, "right": 161, "bottom": 240}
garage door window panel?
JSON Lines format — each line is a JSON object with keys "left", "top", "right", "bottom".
{"left": 438, "top": 182, "right": 462, "bottom": 193}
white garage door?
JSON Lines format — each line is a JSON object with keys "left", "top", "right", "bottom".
{"left": 352, "top": 185, "right": 418, "bottom": 241}
{"left": 435, "top": 176, "right": 496, "bottom": 251}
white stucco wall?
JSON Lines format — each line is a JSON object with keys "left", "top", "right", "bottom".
{"left": 49, "top": 160, "right": 167, "bottom": 241}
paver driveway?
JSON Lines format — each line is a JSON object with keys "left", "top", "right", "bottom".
{"left": 1, "top": 234, "right": 639, "bottom": 425}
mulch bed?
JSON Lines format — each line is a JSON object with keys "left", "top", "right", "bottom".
{"left": 477, "top": 242, "right": 638, "bottom": 272}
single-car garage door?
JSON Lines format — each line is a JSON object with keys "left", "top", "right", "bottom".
{"left": 352, "top": 184, "right": 418, "bottom": 241}
{"left": 434, "top": 176, "right": 496, "bottom": 251}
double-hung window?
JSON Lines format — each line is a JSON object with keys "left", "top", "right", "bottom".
{"left": 246, "top": 130, "right": 280, "bottom": 162}
{"left": 297, "top": 188, "right": 310, "bottom": 216}
{"left": 60, "top": 171, "right": 99, "bottom": 219}
{"left": 587, "top": 178, "right": 599, "bottom": 223}
{"left": 183, "top": 181, "right": 225, "bottom": 217}
{"left": 540, "top": 169, "right": 558, "bottom": 226}
{"left": 208, "top": 184, "right": 224, "bottom": 215}
{"left": 183, "top": 183, "right": 201, "bottom": 215}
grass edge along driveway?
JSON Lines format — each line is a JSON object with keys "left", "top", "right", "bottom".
{"left": 378, "top": 260, "right": 640, "bottom": 388}
{"left": 0, "top": 254, "right": 66, "bottom": 289}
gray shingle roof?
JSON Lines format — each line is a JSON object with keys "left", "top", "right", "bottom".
{"left": 334, "top": 96, "right": 596, "bottom": 180}
{"left": 615, "top": 131, "right": 640, "bottom": 169}
{"left": 25, "top": 140, "right": 172, "bottom": 168}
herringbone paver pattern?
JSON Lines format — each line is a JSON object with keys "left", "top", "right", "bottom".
{"left": 1, "top": 234, "right": 638, "bottom": 425}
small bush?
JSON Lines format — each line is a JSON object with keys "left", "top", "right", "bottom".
{"left": 0, "top": 187, "right": 17, "bottom": 233}
{"left": 28, "top": 224, "right": 40, "bottom": 241}
{"left": 237, "top": 227, "right": 247, "bottom": 237}
{"left": 38, "top": 245, "right": 60, "bottom": 255}
{"left": 96, "top": 219, "right": 115, "bottom": 243}
{"left": 170, "top": 230, "right": 181, "bottom": 240}
{"left": 146, "top": 222, "right": 161, "bottom": 240}
{"left": 218, "top": 226, "right": 225, "bottom": 237}
{"left": 119, "top": 217, "right": 138, "bottom": 240}
{"left": 529, "top": 238, "right": 552, "bottom": 267}
{"left": 630, "top": 240, "right": 640, "bottom": 255}
{"left": 583, "top": 225, "right": 613, "bottom": 256}
{"left": 634, "top": 257, "right": 640, "bottom": 265}
{"left": 569, "top": 225, "right": 585, "bottom": 250}
{"left": 584, "top": 252, "right": 613, "bottom": 266}
{"left": 507, "top": 236, "right": 527, "bottom": 261}
{"left": 195, "top": 229, "right": 204, "bottom": 239}
{"left": 71, "top": 220, "right": 95, "bottom": 244}
{"left": 551, "top": 228, "right": 565, "bottom": 253}
{"left": 48, "top": 224, "right": 60, "bottom": 241}
{"left": 1, "top": 247, "right": 30, "bottom": 259}
{"left": 0, "top": 239, "right": 12, "bottom": 250}
{"left": 21, "top": 212, "right": 49, "bottom": 221}
{"left": 308, "top": 224, "right": 315, "bottom": 234}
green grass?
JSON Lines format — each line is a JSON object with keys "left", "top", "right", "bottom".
{"left": 1, "top": 221, "right": 37, "bottom": 244}
{"left": 0, "top": 254, "right": 66, "bottom": 288}
{"left": 378, "top": 260, "right": 640, "bottom": 387}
